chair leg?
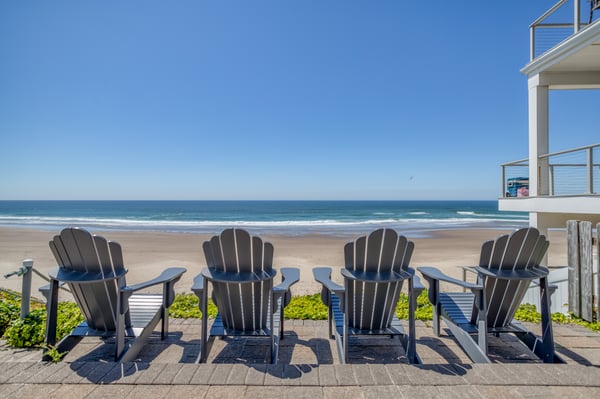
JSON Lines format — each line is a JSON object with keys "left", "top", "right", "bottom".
{"left": 475, "top": 290, "right": 487, "bottom": 357}
{"left": 161, "top": 305, "right": 169, "bottom": 340}
{"left": 327, "top": 291, "right": 334, "bottom": 339}
{"left": 199, "top": 287, "right": 209, "bottom": 363}
{"left": 429, "top": 279, "right": 441, "bottom": 337}
{"left": 280, "top": 295, "right": 285, "bottom": 340}
{"left": 44, "top": 279, "right": 59, "bottom": 349}
{"left": 406, "top": 277, "right": 418, "bottom": 364}
{"left": 444, "top": 317, "right": 491, "bottom": 363}
{"left": 342, "top": 290, "right": 349, "bottom": 364}
{"left": 340, "top": 321, "right": 348, "bottom": 364}
{"left": 116, "top": 292, "right": 127, "bottom": 361}
{"left": 270, "top": 293, "right": 275, "bottom": 363}
{"left": 515, "top": 277, "right": 564, "bottom": 363}
{"left": 432, "top": 304, "right": 441, "bottom": 337}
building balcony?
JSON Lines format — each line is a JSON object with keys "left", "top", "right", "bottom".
{"left": 499, "top": 143, "right": 600, "bottom": 215}
{"left": 530, "top": 0, "right": 600, "bottom": 62}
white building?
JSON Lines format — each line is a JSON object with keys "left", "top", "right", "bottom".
{"left": 499, "top": 0, "right": 600, "bottom": 234}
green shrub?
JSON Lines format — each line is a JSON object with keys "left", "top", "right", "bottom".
{"left": 168, "top": 293, "right": 217, "bottom": 319}
{"left": 395, "top": 290, "right": 433, "bottom": 321}
{"left": 3, "top": 301, "right": 83, "bottom": 348}
{"left": 55, "top": 302, "right": 84, "bottom": 339}
{"left": 514, "top": 303, "right": 542, "bottom": 323}
{"left": 4, "top": 308, "right": 46, "bottom": 347}
{"left": 516, "top": 303, "right": 600, "bottom": 332}
{"left": 0, "top": 301, "right": 20, "bottom": 336}
{"left": 285, "top": 293, "right": 328, "bottom": 320}
{"left": 1, "top": 288, "right": 45, "bottom": 337}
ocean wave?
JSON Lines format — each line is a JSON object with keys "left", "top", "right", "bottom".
{"left": 0, "top": 215, "right": 528, "bottom": 229}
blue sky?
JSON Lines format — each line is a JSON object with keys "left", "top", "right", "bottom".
{"left": 1, "top": 1, "right": 598, "bottom": 200}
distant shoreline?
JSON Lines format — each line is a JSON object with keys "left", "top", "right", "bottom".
{"left": 0, "top": 198, "right": 528, "bottom": 238}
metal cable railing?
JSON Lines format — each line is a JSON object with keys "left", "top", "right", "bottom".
{"left": 501, "top": 143, "right": 600, "bottom": 198}
{"left": 529, "top": 0, "right": 600, "bottom": 61}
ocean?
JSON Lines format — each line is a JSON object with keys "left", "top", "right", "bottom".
{"left": 0, "top": 200, "right": 528, "bottom": 237}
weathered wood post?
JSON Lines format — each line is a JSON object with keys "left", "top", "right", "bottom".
{"left": 20, "top": 259, "right": 34, "bottom": 318}
{"left": 568, "top": 220, "right": 580, "bottom": 316}
{"left": 567, "top": 220, "right": 594, "bottom": 321}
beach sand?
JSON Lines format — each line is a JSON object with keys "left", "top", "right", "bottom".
{"left": 0, "top": 227, "right": 568, "bottom": 297}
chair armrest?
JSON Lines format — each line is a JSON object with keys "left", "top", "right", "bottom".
{"left": 121, "top": 267, "right": 186, "bottom": 294}
{"left": 39, "top": 283, "right": 51, "bottom": 303}
{"left": 473, "top": 266, "right": 549, "bottom": 281}
{"left": 200, "top": 267, "right": 276, "bottom": 284}
{"left": 418, "top": 266, "right": 483, "bottom": 291}
{"left": 273, "top": 267, "right": 300, "bottom": 293}
{"left": 313, "top": 267, "right": 344, "bottom": 295}
{"left": 340, "top": 268, "right": 412, "bottom": 283}
{"left": 412, "top": 274, "right": 425, "bottom": 293}
{"left": 48, "top": 267, "right": 127, "bottom": 284}
{"left": 191, "top": 272, "right": 205, "bottom": 296}
{"left": 38, "top": 281, "right": 66, "bottom": 299}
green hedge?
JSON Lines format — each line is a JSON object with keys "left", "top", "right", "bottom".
{"left": 2, "top": 288, "right": 598, "bottom": 350}
{"left": 1, "top": 289, "right": 83, "bottom": 348}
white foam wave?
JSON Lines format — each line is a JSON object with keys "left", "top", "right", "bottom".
{"left": 0, "top": 215, "right": 528, "bottom": 230}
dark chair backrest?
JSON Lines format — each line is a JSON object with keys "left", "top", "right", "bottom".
{"left": 203, "top": 228, "right": 274, "bottom": 332}
{"left": 343, "top": 228, "right": 414, "bottom": 330}
{"left": 472, "top": 227, "right": 549, "bottom": 327}
{"left": 49, "top": 227, "right": 128, "bottom": 331}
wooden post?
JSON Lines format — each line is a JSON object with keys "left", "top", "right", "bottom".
{"left": 597, "top": 223, "right": 600, "bottom": 320}
{"left": 568, "top": 220, "right": 581, "bottom": 316}
{"left": 567, "top": 220, "right": 595, "bottom": 321}
{"left": 579, "top": 221, "right": 593, "bottom": 322}
{"left": 20, "top": 259, "right": 34, "bottom": 319}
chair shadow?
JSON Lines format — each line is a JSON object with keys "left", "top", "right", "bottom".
{"left": 343, "top": 335, "right": 417, "bottom": 364}
{"left": 66, "top": 331, "right": 185, "bottom": 383}
{"left": 554, "top": 345, "right": 596, "bottom": 366}
{"left": 177, "top": 330, "right": 333, "bottom": 379}
{"left": 417, "top": 335, "right": 473, "bottom": 365}
{"left": 428, "top": 327, "right": 592, "bottom": 366}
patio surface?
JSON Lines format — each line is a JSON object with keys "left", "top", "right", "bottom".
{"left": 1, "top": 318, "right": 600, "bottom": 398}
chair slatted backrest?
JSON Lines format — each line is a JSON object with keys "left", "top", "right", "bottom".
{"left": 343, "top": 229, "right": 414, "bottom": 330}
{"left": 49, "top": 227, "right": 128, "bottom": 331}
{"left": 203, "top": 228, "right": 274, "bottom": 332}
{"left": 471, "top": 227, "right": 549, "bottom": 327}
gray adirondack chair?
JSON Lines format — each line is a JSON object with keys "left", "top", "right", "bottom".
{"left": 191, "top": 228, "right": 300, "bottom": 364}
{"left": 418, "top": 227, "right": 564, "bottom": 363}
{"left": 40, "top": 227, "right": 186, "bottom": 362}
{"left": 313, "top": 228, "right": 424, "bottom": 364}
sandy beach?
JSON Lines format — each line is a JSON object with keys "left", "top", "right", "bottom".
{"left": 0, "top": 227, "right": 568, "bottom": 297}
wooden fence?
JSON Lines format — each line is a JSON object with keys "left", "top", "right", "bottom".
{"left": 567, "top": 221, "right": 599, "bottom": 321}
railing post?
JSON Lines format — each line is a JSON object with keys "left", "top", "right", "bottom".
{"left": 574, "top": 0, "right": 581, "bottom": 33}
{"left": 530, "top": 26, "right": 536, "bottom": 61}
{"left": 587, "top": 147, "right": 594, "bottom": 194}
{"left": 20, "top": 259, "right": 34, "bottom": 319}
{"left": 549, "top": 165, "right": 555, "bottom": 196}
{"left": 501, "top": 165, "right": 506, "bottom": 197}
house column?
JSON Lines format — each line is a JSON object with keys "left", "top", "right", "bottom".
{"left": 528, "top": 74, "right": 550, "bottom": 199}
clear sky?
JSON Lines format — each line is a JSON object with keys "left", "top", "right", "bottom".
{"left": 1, "top": 1, "right": 598, "bottom": 200}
